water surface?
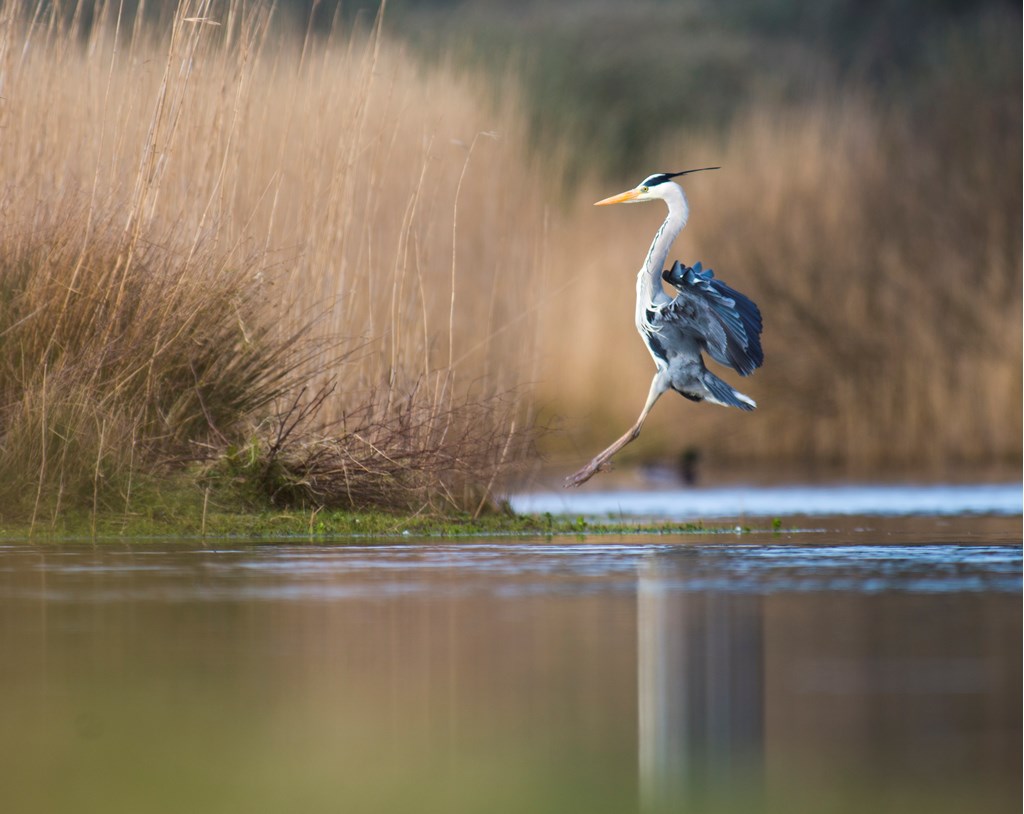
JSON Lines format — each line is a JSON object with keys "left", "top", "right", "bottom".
{"left": 0, "top": 515, "right": 1020, "bottom": 813}
{"left": 511, "top": 481, "right": 1023, "bottom": 518}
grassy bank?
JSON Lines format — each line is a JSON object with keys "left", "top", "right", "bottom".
{"left": 0, "top": 1, "right": 547, "bottom": 525}
{"left": 0, "top": 489, "right": 724, "bottom": 541}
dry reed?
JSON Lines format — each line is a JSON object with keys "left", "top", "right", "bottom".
{"left": 0, "top": 1, "right": 548, "bottom": 520}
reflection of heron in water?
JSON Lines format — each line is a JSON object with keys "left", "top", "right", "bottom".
{"left": 566, "top": 169, "right": 764, "bottom": 487}
{"left": 637, "top": 554, "right": 765, "bottom": 809}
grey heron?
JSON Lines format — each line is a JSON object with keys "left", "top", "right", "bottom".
{"left": 565, "top": 168, "right": 763, "bottom": 487}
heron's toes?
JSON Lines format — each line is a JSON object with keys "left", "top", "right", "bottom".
{"left": 564, "top": 459, "right": 611, "bottom": 488}
{"left": 564, "top": 466, "right": 595, "bottom": 488}
{"left": 563, "top": 471, "right": 588, "bottom": 488}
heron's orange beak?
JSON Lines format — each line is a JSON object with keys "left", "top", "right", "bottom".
{"left": 594, "top": 188, "right": 641, "bottom": 206}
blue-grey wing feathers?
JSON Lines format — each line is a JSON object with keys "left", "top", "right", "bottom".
{"left": 661, "top": 260, "right": 763, "bottom": 376}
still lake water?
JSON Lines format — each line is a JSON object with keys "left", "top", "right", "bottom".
{"left": 1, "top": 485, "right": 1020, "bottom": 813}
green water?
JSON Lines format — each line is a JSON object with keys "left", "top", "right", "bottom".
{"left": 1, "top": 517, "right": 1020, "bottom": 813}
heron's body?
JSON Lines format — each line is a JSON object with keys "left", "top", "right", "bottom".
{"left": 566, "top": 168, "right": 763, "bottom": 487}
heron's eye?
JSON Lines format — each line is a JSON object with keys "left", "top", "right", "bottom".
{"left": 641, "top": 186, "right": 649, "bottom": 193}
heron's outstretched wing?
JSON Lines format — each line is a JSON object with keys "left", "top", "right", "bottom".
{"left": 659, "top": 260, "right": 763, "bottom": 376}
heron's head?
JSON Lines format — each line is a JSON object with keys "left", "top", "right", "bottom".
{"left": 594, "top": 167, "right": 719, "bottom": 206}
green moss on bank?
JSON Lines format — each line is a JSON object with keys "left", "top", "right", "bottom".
{"left": 0, "top": 464, "right": 754, "bottom": 542}
{"left": 0, "top": 486, "right": 740, "bottom": 541}
{"left": 0, "top": 510, "right": 733, "bottom": 542}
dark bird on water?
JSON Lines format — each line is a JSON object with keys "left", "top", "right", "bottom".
{"left": 566, "top": 168, "right": 764, "bottom": 487}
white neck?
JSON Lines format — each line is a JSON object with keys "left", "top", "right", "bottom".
{"left": 637, "top": 183, "right": 689, "bottom": 312}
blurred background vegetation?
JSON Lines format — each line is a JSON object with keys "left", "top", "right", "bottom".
{"left": 285, "top": 0, "right": 1022, "bottom": 180}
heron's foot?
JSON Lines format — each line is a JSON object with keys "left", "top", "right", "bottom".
{"left": 563, "top": 458, "right": 610, "bottom": 488}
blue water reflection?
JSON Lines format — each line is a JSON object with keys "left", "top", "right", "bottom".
{"left": 511, "top": 482, "right": 1023, "bottom": 518}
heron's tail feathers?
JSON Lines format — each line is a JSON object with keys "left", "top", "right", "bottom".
{"left": 701, "top": 370, "right": 756, "bottom": 411}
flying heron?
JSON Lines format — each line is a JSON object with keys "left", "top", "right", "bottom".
{"left": 565, "top": 168, "right": 764, "bottom": 487}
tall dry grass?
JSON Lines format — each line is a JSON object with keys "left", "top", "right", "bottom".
{"left": 544, "top": 89, "right": 1022, "bottom": 472}
{"left": 0, "top": 1, "right": 549, "bottom": 521}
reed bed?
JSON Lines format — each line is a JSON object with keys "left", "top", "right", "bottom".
{"left": 0, "top": 1, "right": 548, "bottom": 522}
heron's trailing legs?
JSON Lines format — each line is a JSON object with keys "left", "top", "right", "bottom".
{"left": 565, "top": 372, "right": 669, "bottom": 487}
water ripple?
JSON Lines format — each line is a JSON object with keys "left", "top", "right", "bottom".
{"left": 1, "top": 540, "right": 1019, "bottom": 602}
